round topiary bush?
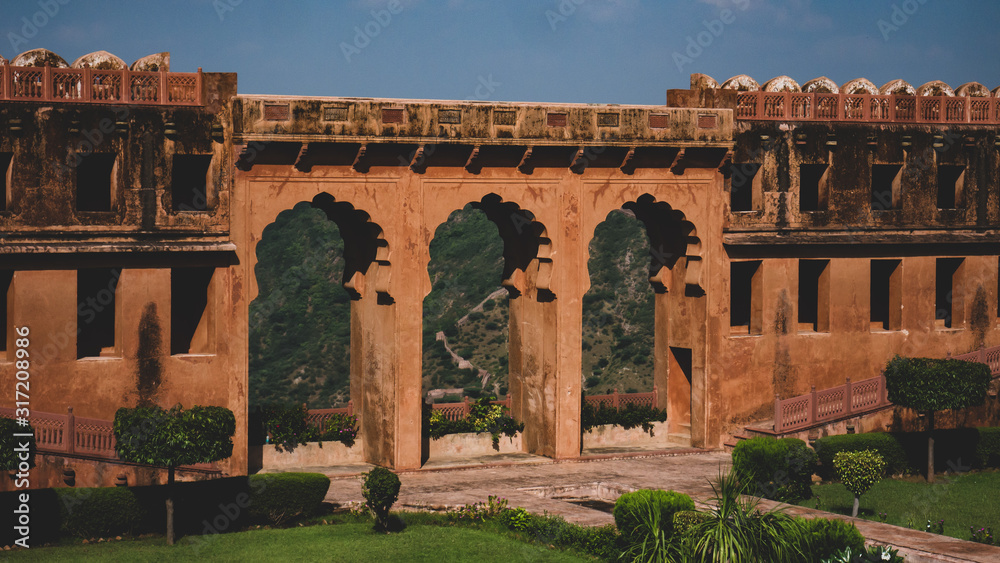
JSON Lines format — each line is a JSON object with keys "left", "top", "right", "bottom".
{"left": 613, "top": 489, "right": 694, "bottom": 542}
{"left": 732, "top": 436, "right": 817, "bottom": 501}
{"left": 362, "top": 466, "right": 401, "bottom": 531}
{"left": 833, "top": 449, "right": 886, "bottom": 517}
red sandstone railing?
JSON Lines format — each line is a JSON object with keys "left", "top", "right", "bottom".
{"left": 0, "top": 63, "right": 202, "bottom": 106}
{"left": 584, "top": 386, "right": 658, "bottom": 410}
{"left": 735, "top": 91, "right": 1000, "bottom": 124}
{"left": 430, "top": 396, "right": 513, "bottom": 422}
{"left": 0, "top": 406, "right": 218, "bottom": 471}
{"left": 774, "top": 345, "right": 1000, "bottom": 434}
{"left": 303, "top": 401, "right": 354, "bottom": 433}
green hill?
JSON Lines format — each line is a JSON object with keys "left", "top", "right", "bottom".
{"left": 249, "top": 204, "right": 656, "bottom": 408}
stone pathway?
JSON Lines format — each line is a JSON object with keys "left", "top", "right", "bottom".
{"left": 306, "top": 450, "right": 1000, "bottom": 563}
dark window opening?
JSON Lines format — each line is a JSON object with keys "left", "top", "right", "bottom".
{"left": 76, "top": 153, "right": 116, "bottom": 212}
{"left": 871, "top": 164, "right": 902, "bottom": 211}
{"left": 0, "top": 271, "right": 11, "bottom": 356}
{"left": 799, "top": 163, "right": 829, "bottom": 212}
{"left": 798, "top": 260, "right": 830, "bottom": 332}
{"left": 77, "top": 268, "right": 120, "bottom": 358}
{"left": 937, "top": 164, "right": 965, "bottom": 210}
{"left": 171, "top": 267, "right": 215, "bottom": 355}
{"left": 730, "top": 261, "right": 762, "bottom": 334}
{"left": 0, "top": 153, "right": 12, "bottom": 212}
{"left": 172, "top": 154, "right": 213, "bottom": 211}
{"left": 871, "top": 260, "right": 901, "bottom": 331}
{"left": 730, "top": 162, "right": 760, "bottom": 212}
{"left": 936, "top": 258, "right": 963, "bottom": 329}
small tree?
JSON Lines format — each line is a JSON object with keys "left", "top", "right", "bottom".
{"left": 114, "top": 404, "right": 236, "bottom": 545}
{"left": 361, "top": 466, "right": 401, "bottom": 532}
{"left": 834, "top": 449, "right": 886, "bottom": 517}
{"left": 884, "top": 355, "right": 991, "bottom": 482}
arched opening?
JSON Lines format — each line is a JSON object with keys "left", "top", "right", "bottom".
{"left": 249, "top": 194, "right": 390, "bottom": 470}
{"left": 582, "top": 195, "right": 701, "bottom": 453}
{"left": 422, "top": 194, "right": 550, "bottom": 466}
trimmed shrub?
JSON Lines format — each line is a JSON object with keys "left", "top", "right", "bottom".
{"left": 57, "top": 487, "right": 144, "bottom": 538}
{"left": 814, "top": 432, "right": 908, "bottom": 479}
{"left": 976, "top": 427, "right": 1000, "bottom": 469}
{"left": 795, "top": 517, "right": 865, "bottom": 563}
{"left": 834, "top": 450, "right": 886, "bottom": 517}
{"left": 672, "top": 510, "right": 711, "bottom": 537}
{"left": 613, "top": 489, "right": 694, "bottom": 542}
{"left": 581, "top": 400, "right": 667, "bottom": 434}
{"left": 884, "top": 355, "right": 991, "bottom": 412}
{"left": 732, "top": 436, "right": 817, "bottom": 501}
{"left": 247, "top": 472, "right": 330, "bottom": 526}
{"left": 361, "top": 467, "right": 401, "bottom": 531}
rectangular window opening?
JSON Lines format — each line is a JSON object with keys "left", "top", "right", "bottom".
{"left": 171, "top": 154, "right": 213, "bottom": 212}
{"left": 730, "top": 261, "right": 762, "bottom": 335}
{"left": 0, "top": 271, "right": 11, "bottom": 358}
{"left": 871, "top": 164, "right": 902, "bottom": 211}
{"left": 870, "top": 260, "right": 902, "bottom": 331}
{"left": 937, "top": 164, "right": 965, "bottom": 210}
{"left": 171, "top": 267, "right": 215, "bottom": 355}
{"left": 936, "top": 258, "right": 964, "bottom": 329}
{"left": 798, "top": 259, "right": 830, "bottom": 332}
{"left": 0, "top": 152, "right": 12, "bottom": 212}
{"left": 76, "top": 153, "right": 117, "bottom": 212}
{"left": 799, "top": 163, "right": 829, "bottom": 212}
{"left": 730, "top": 162, "right": 761, "bottom": 212}
{"left": 77, "top": 268, "right": 120, "bottom": 358}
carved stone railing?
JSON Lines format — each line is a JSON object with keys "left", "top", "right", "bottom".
{"left": 584, "top": 386, "right": 658, "bottom": 411}
{"left": 735, "top": 91, "right": 1000, "bottom": 124}
{"left": 0, "top": 63, "right": 202, "bottom": 106}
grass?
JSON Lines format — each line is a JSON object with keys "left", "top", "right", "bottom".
{"left": 795, "top": 470, "right": 1000, "bottom": 542}
{"left": 7, "top": 520, "right": 591, "bottom": 562}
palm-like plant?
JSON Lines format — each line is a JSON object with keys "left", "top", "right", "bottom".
{"left": 686, "top": 468, "right": 804, "bottom": 563}
{"left": 617, "top": 495, "right": 685, "bottom": 562}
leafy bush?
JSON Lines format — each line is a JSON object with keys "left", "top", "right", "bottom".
{"left": 57, "top": 487, "right": 144, "bottom": 538}
{"left": 976, "top": 427, "right": 1000, "bottom": 469}
{"left": 672, "top": 510, "right": 712, "bottom": 537}
{"left": 795, "top": 517, "right": 865, "bottom": 563}
{"left": 884, "top": 355, "right": 991, "bottom": 412}
{"left": 822, "top": 545, "right": 904, "bottom": 562}
{"left": 317, "top": 413, "right": 358, "bottom": 447}
{"left": 247, "top": 472, "right": 330, "bottom": 526}
{"left": 814, "top": 433, "right": 908, "bottom": 479}
{"left": 0, "top": 417, "right": 35, "bottom": 471}
{"left": 428, "top": 396, "right": 523, "bottom": 449}
{"left": 362, "top": 467, "right": 401, "bottom": 531}
{"left": 732, "top": 436, "right": 817, "bottom": 502}
{"left": 581, "top": 399, "right": 666, "bottom": 434}
{"left": 834, "top": 450, "right": 886, "bottom": 517}
{"left": 259, "top": 404, "right": 314, "bottom": 451}
{"left": 114, "top": 404, "right": 236, "bottom": 468}
{"left": 613, "top": 489, "right": 694, "bottom": 544}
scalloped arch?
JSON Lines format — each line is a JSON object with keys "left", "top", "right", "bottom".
{"left": 762, "top": 76, "right": 801, "bottom": 93}
{"left": 71, "top": 51, "right": 126, "bottom": 70}
{"left": 802, "top": 77, "right": 839, "bottom": 94}
{"left": 12, "top": 49, "right": 68, "bottom": 68}
{"left": 617, "top": 194, "right": 703, "bottom": 295}
{"left": 879, "top": 79, "right": 915, "bottom": 96}
{"left": 917, "top": 80, "right": 954, "bottom": 96}
{"left": 841, "top": 78, "right": 878, "bottom": 95}
{"left": 720, "top": 75, "right": 760, "bottom": 91}
{"left": 955, "top": 82, "right": 990, "bottom": 97}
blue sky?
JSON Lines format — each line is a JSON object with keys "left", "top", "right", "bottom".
{"left": 3, "top": 0, "right": 998, "bottom": 105}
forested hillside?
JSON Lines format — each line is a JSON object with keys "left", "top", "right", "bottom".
{"left": 250, "top": 204, "right": 656, "bottom": 408}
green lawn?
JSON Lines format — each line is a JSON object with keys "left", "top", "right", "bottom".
{"left": 796, "top": 470, "right": 1000, "bottom": 541}
{"left": 7, "top": 522, "right": 591, "bottom": 562}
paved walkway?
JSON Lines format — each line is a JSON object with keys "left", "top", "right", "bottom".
{"left": 303, "top": 450, "right": 1000, "bottom": 563}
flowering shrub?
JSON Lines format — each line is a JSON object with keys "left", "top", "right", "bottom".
{"left": 259, "top": 404, "right": 357, "bottom": 451}
{"left": 925, "top": 519, "right": 944, "bottom": 535}
{"left": 821, "top": 545, "right": 904, "bottom": 562}
{"left": 318, "top": 413, "right": 358, "bottom": 447}
{"left": 427, "top": 396, "right": 523, "bottom": 450}
{"left": 833, "top": 449, "right": 886, "bottom": 517}
{"left": 970, "top": 526, "right": 995, "bottom": 545}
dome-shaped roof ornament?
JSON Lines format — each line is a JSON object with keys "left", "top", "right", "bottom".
{"left": 993, "top": 86, "right": 1000, "bottom": 98}
{"left": 71, "top": 51, "right": 126, "bottom": 70}
{"left": 879, "top": 79, "right": 915, "bottom": 96}
{"left": 762, "top": 76, "right": 801, "bottom": 92}
{"left": 802, "top": 77, "right": 839, "bottom": 94}
{"left": 720, "top": 74, "right": 759, "bottom": 91}
{"left": 0, "top": 54, "right": 7, "bottom": 66}
{"left": 12, "top": 49, "right": 68, "bottom": 68}
{"left": 130, "top": 52, "right": 170, "bottom": 72}
{"left": 955, "top": 82, "right": 989, "bottom": 97}
{"left": 841, "top": 78, "right": 878, "bottom": 95}
{"left": 916, "top": 81, "right": 954, "bottom": 96}
{"left": 690, "top": 73, "right": 718, "bottom": 90}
